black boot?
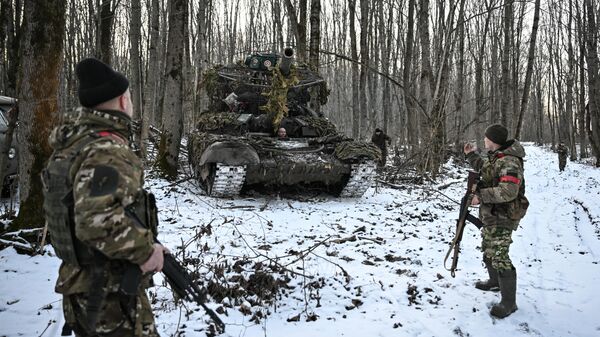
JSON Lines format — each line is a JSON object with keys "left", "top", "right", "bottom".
{"left": 475, "top": 258, "right": 499, "bottom": 291}
{"left": 490, "top": 268, "right": 518, "bottom": 318}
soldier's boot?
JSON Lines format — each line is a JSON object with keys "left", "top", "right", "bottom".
{"left": 475, "top": 258, "right": 499, "bottom": 291}
{"left": 490, "top": 268, "right": 518, "bottom": 318}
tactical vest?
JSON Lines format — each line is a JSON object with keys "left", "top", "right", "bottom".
{"left": 42, "top": 132, "right": 157, "bottom": 267}
{"left": 481, "top": 152, "right": 528, "bottom": 221}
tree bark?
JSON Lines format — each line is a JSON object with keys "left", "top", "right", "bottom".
{"left": 500, "top": 0, "right": 513, "bottom": 126}
{"left": 309, "top": 0, "right": 321, "bottom": 112}
{"left": 348, "top": 0, "right": 359, "bottom": 138}
{"left": 157, "top": 0, "right": 186, "bottom": 179}
{"left": 358, "top": 0, "right": 369, "bottom": 138}
{"left": 13, "top": 0, "right": 66, "bottom": 229}
{"left": 129, "top": 0, "right": 143, "bottom": 154}
{"left": 514, "top": 0, "right": 540, "bottom": 139}
{"left": 584, "top": 0, "right": 600, "bottom": 166}
{"left": 97, "top": 0, "right": 114, "bottom": 64}
{"left": 404, "top": 0, "right": 417, "bottom": 148}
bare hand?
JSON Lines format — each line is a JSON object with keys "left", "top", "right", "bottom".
{"left": 470, "top": 195, "right": 480, "bottom": 206}
{"left": 140, "top": 243, "right": 168, "bottom": 273}
{"left": 463, "top": 142, "right": 476, "bottom": 155}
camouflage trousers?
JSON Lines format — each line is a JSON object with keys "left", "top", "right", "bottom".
{"left": 481, "top": 226, "right": 514, "bottom": 272}
{"left": 559, "top": 157, "right": 567, "bottom": 171}
{"left": 63, "top": 291, "right": 159, "bottom": 337}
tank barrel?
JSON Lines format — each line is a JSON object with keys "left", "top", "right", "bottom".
{"left": 278, "top": 48, "right": 294, "bottom": 76}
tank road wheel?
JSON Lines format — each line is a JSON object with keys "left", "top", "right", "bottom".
{"left": 339, "top": 161, "right": 377, "bottom": 198}
{"left": 202, "top": 163, "right": 247, "bottom": 197}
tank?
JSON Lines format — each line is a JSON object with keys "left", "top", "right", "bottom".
{"left": 188, "top": 48, "right": 380, "bottom": 197}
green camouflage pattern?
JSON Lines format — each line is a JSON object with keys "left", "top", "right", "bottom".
{"left": 260, "top": 65, "right": 299, "bottom": 131}
{"left": 63, "top": 290, "right": 158, "bottom": 336}
{"left": 481, "top": 226, "right": 514, "bottom": 272}
{"left": 47, "top": 107, "right": 157, "bottom": 336}
{"left": 466, "top": 140, "right": 526, "bottom": 230}
{"left": 334, "top": 141, "right": 381, "bottom": 162}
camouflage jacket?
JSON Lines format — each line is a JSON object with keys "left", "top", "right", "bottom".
{"left": 557, "top": 144, "right": 568, "bottom": 157}
{"left": 48, "top": 107, "right": 154, "bottom": 295}
{"left": 466, "top": 140, "right": 526, "bottom": 230}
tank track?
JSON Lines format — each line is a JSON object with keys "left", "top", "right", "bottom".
{"left": 209, "top": 164, "right": 247, "bottom": 197}
{"left": 339, "top": 161, "right": 377, "bottom": 197}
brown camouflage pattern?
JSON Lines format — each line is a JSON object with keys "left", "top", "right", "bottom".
{"left": 47, "top": 107, "right": 157, "bottom": 336}
{"left": 466, "top": 139, "right": 526, "bottom": 230}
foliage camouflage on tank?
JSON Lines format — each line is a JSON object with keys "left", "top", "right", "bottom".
{"left": 188, "top": 48, "right": 380, "bottom": 197}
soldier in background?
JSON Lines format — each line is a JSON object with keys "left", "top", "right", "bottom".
{"left": 556, "top": 143, "right": 568, "bottom": 172}
{"left": 463, "top": 123, "right": 528, "bottom": 319}
{"left": 43, "top": 58, "right": 166, "bottom": 336}
{"left": 371, "top": 128, "right": 391, "bottom": 167}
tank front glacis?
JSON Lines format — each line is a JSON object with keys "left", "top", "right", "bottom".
{"left": 188, "top": 48, "right": 380, "bottom": 197}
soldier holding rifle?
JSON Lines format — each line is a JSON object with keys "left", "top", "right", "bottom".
{"left": 462, "top": 124, "right": 528, "bottom": 318}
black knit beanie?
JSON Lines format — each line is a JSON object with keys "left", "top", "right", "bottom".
{"left": 76, "top": 58, "right": 129, "bottom": 108}
{"left": 485, "top": 124, "right": 508, "bottom": 145}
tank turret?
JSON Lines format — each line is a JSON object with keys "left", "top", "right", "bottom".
{"left": 188, "top": 48, "right": 380, "bottom": 197}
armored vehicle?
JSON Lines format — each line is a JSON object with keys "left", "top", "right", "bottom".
{"left": 188, "top": 48, "right": 380, "bottom": 197}
{"left": 0, "top": 96, "right": 18, "bottom": 190}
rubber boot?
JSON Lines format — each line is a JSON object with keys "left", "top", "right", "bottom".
{"left": 490, "top": 268, "right": 518, "bottom": 318}
{"left": 475, "top": 258, "right": 499, "bottom": 291}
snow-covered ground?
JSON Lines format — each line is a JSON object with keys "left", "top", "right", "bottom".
{"left": 1, "top": 143, "right": 599, "bottom": 337}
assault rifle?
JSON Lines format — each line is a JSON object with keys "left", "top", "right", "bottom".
{"left": 443, "top": 171, "right": 485, "bottom": 277}
{"left": 122, "top": 204, "right": 225, "bottom": 333}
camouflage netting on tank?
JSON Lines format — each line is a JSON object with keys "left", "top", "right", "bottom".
{"left": 203, "top": 66, "right": 226, "bottom": 102}
{"left": 260, "top": 66, "right": 299, "bottom": 131}
{"left": 334, "top": 141, "right": 381, "bottom": 162}
{"left": 187, "top": 131, "right": 228, "bottom": 167}
{"left": 195, "top": 112, "right": 245, "bottom": 135}
{"left": 298, "top": 116, "right": 338, "bottom": 136}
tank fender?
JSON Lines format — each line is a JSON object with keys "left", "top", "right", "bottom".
{"left": 199, "top": 141, "right": 259, "bottom": 166}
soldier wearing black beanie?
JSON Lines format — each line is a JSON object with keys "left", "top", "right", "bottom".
{"left": 484, "top": 124, "right": 509, "bottom": 146}
{"left": 76, "top": 58, "right": 129, "bottom": 108}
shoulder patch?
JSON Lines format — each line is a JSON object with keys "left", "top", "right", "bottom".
{"left": 89, "top": 165, "right": 120, "bottom": 196}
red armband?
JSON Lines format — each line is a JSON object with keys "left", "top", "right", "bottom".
{"left": 499, "top": 175, "right": 521, "bottom": 184}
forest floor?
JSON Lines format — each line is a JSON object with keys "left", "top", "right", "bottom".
{"left": 1, "top": 142, "right": 599, "bottom": 337}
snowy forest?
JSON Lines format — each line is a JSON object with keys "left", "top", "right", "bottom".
{"left": 1, "top": 0, "right": 600, "bottom": 336}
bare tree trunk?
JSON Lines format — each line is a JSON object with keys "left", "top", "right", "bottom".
{"left": 97, "top": 0, "right": 114, "bottom": 64}
{"left": 142, "top": 0, "right": 160, "bottom": 160}
{"left": 157, "top": 0, "right": 186, "bottom": 179}
{"left": 13, "top": 0, "right": 66, "bottom": 229}
{"left": 577, "top": 1, "right": 588, "bottom": 158}
{"left": 474, "top": 1, "right": 492, "bottom": 148}
{"left": 500, "top": 0, "right": 513, "bottom": 127}
{"left": 358, "top": 0, "right": 369, "bottom": 138}
{"left": 584, "top": 0, "right": 600, "bottom": 166}
{"left": 514, "top": 0, "right": 540, "bottom": 139}
{"left": 129, "top": 0, "right": 143, "bottom": 154}
{"left": 3, "top": 0, "right": 21, "bottom": 96}
{"left": 309, "top": 0, "right": 321, "bottom": 113}
{"left": 404, "top": 0, "right": 417, "bottom": 148}
{"left": 454, "top": 0, "right": 466, "bottom": 149}
{"left": 348, "top": 0, "right": 359, "bottom": 138}
{"left": 565, "top": 0, "right": 577, "bottom": 160}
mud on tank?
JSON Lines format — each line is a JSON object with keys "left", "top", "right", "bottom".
{"left": 188, "top": 48, "right": 380, "bottom": 197}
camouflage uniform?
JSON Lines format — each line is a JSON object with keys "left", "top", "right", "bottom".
{"left": 45, "top": 107, "right": 159, "bottom": 336}
{"left": 371, "top": 130, "right": 391, "bottom": 166}
{"left": 465, "top": 140, "right": 526, "bottom": 272}
{"left": 556, "top": 143, "right": 568, "bottom": 172}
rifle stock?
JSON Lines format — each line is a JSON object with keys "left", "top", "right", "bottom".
{"left": 123, "top": 204, "right": 225, "bottom": 333}
{"left": 444, "top": 171, "right": 480, "bottom": 277}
